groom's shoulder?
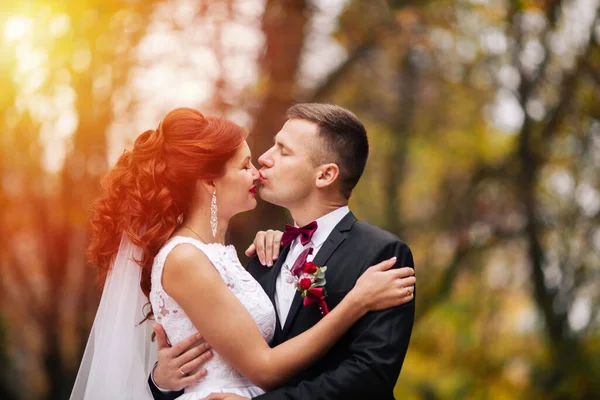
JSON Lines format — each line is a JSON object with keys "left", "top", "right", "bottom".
{"left": 351, "top": 219, "right": 407, "bottom": 248}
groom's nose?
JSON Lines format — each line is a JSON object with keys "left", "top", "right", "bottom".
{"left": 258, "top": 150, "right": 273, "bottom": 168}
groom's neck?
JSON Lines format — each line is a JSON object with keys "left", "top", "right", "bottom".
{"left": 289, "top": 199, "right": 348, "bottom": 227}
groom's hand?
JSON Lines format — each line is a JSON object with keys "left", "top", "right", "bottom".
{"left": 245, "top": 229, "right": 283, "bottom": 267}
{"left": 152, "top": 323, "right": 213, "bottom": 391}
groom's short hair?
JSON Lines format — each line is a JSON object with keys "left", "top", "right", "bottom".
{"left": 286, "top": 103, "right": 368, "bottom": 199}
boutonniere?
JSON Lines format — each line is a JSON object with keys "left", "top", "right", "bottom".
{"left": 295, "top": 261, "right": 329, "bottom": 316}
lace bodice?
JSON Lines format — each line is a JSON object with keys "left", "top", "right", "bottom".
{"left": 150, "top": 236, "right": 276, "bottom": 396}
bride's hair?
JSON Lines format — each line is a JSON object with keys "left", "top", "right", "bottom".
{"left": 88, "top": 108, "right": 247, "bottom": 318}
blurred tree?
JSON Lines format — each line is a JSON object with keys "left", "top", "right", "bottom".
{"left": 304, "top": 0, "right": 600, "bottom": 398}
{"left": 1, "top": 0, "right": 598, "bottom": 399}
{"left": 0, "top": 1, "right": 160, "bottom": 398}
{"left": 230, "top": 0, "right": 311, "bottom": 256}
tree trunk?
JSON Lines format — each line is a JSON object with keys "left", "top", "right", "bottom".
{"left": 384, "top": 47, "right": 419, "bottom": 236}
{"left": 230, "top": 0, "right": 310, "bottom": 258}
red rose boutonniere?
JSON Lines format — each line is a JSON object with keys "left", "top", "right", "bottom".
{"left": 295, "top": 261, "right": 329, "bottom": 316}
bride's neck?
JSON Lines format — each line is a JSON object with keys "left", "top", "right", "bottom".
{"left": 179, "top": 204, "right": 228, "bottom": 245}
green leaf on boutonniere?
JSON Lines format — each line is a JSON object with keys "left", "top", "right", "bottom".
{"left": 314, "top": 277, "right": 326, "bottom": 287}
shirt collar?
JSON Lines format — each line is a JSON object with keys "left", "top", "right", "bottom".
{"left": 294, "top": 206, "right": 350, "bottom": 249}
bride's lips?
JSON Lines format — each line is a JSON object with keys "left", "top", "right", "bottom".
{"left": 249, "top": 185, "right": 257, "bottom": 194}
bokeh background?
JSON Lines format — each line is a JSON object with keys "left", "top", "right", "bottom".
{"left": 1, "top": 0, "right": 599, "bottom": 399}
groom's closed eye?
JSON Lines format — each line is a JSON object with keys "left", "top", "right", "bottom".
{"left": 273, "top": 137, "right": 293, "bottom": 155}
{"left": 277, "top": 144, "right": 292, "bottom": 156}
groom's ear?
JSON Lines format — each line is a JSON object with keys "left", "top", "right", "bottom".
{"left": 315, "top": 163, "right": 340, "bottom": 189}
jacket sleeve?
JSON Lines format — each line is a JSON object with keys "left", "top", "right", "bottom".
{"left": 147, "top": 371, "right": 184, "bottom": 400}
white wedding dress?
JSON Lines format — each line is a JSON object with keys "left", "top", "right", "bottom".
{"left": 150, "top": 236, "right": 277, "bottom": 399}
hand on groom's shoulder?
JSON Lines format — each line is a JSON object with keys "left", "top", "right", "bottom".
{"left": 245, "top": 229, "right": 284, "bottom": 268}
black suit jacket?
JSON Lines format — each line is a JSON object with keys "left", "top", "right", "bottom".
{"left": 149, "top": 212, "right": 415, "bottom": 400}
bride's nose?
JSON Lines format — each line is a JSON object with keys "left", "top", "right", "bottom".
{"left": 251, "top": 163, "right": 260, "bottom": 179}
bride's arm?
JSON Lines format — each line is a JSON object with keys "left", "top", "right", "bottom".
{"left": 163, "top": 244, "right": 412, "bottom": 392}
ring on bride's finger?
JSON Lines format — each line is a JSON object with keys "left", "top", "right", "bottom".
{"left": 180, "top": 367, "right": 187, "bottom": 376}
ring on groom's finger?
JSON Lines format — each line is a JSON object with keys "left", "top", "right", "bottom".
{"left": 180, "top": 367, "right": 187, "bottom": 376}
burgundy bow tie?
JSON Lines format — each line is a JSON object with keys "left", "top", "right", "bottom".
{"left": 281, "top": 221, "right": 318, "bottom": 248}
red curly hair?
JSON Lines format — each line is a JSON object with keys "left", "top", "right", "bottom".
{"left": 88, "top": 108, "right": 247, "bottom": 318}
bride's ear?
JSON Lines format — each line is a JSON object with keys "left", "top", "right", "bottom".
{"left": 315, "top": 163, "right": 339, "bottom": 189}
{"left": 197, "top": 179, "right": 216, "bottom": 195}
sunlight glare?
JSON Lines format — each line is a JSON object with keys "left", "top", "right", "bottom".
{"left": 4, "top": 16, "right": 32, "bottom": 42}
{"left": 49, "top": 14, "right": 71, "bottom": 38}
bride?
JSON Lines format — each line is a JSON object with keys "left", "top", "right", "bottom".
{"left": 70, "top": 108, "right": 412, "bottom": 399}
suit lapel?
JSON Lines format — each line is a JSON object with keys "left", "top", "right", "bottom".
{"left": 265, "top": 245, "right": 291, "bottom": 306}
{"left": 281, "top": 212, "right": 357, "bottom": 335}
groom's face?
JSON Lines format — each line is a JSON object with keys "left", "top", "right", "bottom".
{"left": 258, "top": 119, "right": 320, "bottom": 208}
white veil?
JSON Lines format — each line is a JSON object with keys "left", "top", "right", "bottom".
{"left": 70, "top": 233, "right": 157, "bottom": 399}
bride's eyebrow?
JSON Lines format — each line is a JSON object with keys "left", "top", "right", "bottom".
{"left": 241, "top": 156, "right": 250, "bottom": 165}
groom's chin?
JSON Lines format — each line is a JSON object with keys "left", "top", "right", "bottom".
{"left": 258, "top": 187, "right": 280, "bottom": 205}
{"left": 258, "top": 193, "right": 279, "bottom": 207}
{"left": 257, "top": 188, "right": 270, "bottom": 202}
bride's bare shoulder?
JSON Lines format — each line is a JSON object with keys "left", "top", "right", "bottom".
{"left": 163, "top": 243, "right": 216, "bottom": 283}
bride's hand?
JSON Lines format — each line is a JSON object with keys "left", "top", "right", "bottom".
{"left": 348, "top": 258, "right": 415, "bottom": 313}
{"left": 245, "top": 229, "right": 283, "bottom": 267}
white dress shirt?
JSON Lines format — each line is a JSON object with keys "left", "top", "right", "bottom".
{"left": 274, "top": 206, "right": 350, "bottom": 326}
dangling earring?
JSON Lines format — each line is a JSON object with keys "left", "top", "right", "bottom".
{"left": 210, "top": 189, "right": 218, "bottom": 237}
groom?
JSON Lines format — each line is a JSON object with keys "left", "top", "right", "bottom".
{"left": 149, "top": 103, "right": 416, "bottom": 399}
